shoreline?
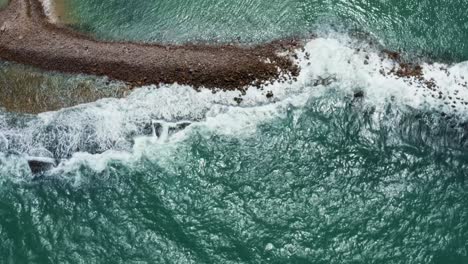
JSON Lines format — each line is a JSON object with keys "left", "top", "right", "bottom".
{"left": 0, "top": 0, "right": 300, "bottom": 92}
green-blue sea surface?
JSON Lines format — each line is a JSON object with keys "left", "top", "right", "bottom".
{"left": 67, "top": 0, "right": 468, "bottom": 61}
{"left": 0, "top": 0, "right": 468, "bottom": 263}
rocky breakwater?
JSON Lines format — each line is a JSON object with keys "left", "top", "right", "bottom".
{"left": 0, "top": 0, "right": 300, "bottom": 96}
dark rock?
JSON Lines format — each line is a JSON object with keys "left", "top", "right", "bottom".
{"left": 27, "top": 157, "right": 56, "bottom": 174}
{"left": 234, "top": 97, "right": 243, "bottom": 104}
{"left": 354, "top": 91, "right": 365, "bottom": 98}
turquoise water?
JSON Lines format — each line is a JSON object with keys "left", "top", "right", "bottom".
{"left": 1, "top": 0, "right": 468, "bottom": 263}
{"left": 2, "top": 96, "right": 468, "bottom": 263}
{"left": 68, "top": 0, "right": 468, "bottom": 61}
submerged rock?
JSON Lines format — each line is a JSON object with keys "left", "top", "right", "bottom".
{"left": 27, "top": 156, "right": 56, "bottom": 174}
{"left": 26, "top": 148, "right": 56, "bottom": 174}
{"left": 149, "top": 120, "right": 192, "bottom": 139}
{"left": 354, "top": 90, "right": 365, "bottom": 98}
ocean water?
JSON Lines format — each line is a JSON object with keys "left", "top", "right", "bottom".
{"left": 66, "top": 0, "right": 468, "bottom": 61}
{"left": 1, "top": 1, "right": 468, "bottom": 264}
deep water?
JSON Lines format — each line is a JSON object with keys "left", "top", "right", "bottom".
{"left": 1, "top": 0, "right": 468, "bottom": 263}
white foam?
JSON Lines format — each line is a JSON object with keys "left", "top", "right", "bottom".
{"left": 0, "top": 132, "right": 8, "bottom": 151}
{"left": 2, "top": 35, "right": 468, "bottom": 177}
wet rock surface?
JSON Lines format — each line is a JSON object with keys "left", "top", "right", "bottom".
{"left": 27, "top": 157, "right": 56, "bottom": 175}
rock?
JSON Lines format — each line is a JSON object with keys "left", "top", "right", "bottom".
{"left": 0, "top": 0, "right": 301, "bottom": 92}
{"left": 27, "top": 157, "right": 56, "bottom": 174}
{"left": 354, "top": 91, "right": 365, "bottom": 98}
{"left": 234, "top": 97, "right": 243, "bottom": 104}
{"left": 26, "top": 148, "right": 56, "bottom": 174}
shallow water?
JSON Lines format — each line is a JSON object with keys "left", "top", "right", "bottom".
{"left": 0, "top": 62, "right": 128, "bottom": 113}
{"left": 0, "top": 0, "right": 8, "bottom": 8}
{"left": 1, "top": 1, "right": 468, "bottom": 263}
